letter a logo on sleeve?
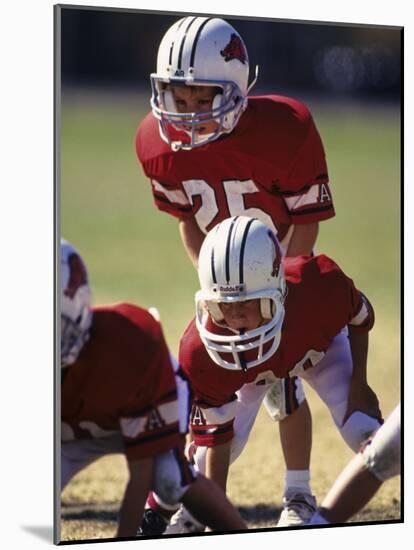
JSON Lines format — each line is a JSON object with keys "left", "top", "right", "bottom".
{"left": 318, "top": 183, "right": 332, "bottom": 203}
{"left": 145, "top": 408, "right": 166, "bottom": 431}
{"left": 191, "top": 406, "right": 207, "bottom": 426}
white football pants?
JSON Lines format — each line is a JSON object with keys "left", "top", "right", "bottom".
{"left": 193, "top": 329, "right": 382, "bottom": 474}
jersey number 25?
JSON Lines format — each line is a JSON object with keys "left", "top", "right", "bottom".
{"left": 182, "top": 179, "right": 278, "bottom": 234}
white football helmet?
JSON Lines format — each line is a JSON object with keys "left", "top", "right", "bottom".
{"left": 196, "top": 216, "right": 286, "bottom": 371}
{"left": 60, "top": 239, "right": 93, "bottom": 367}
{"left": 150, "top": 16, "right": 258, "bottom": 150}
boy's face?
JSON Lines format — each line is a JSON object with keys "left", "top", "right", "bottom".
{"left": 218, "top": 299, "right": 264, "bottom": 331}
{"left": 170, "top": 85, "right": 220, "bottom": 135}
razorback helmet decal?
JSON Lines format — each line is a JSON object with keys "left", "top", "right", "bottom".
{"left": 220, "top": 33, "right": 247, "bottom": 64}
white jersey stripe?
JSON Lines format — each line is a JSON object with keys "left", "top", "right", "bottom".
{"left": 349, "top": 297, "right": 369, "bottom": 326}
{"left": 283, "top": 183, "right": 320, "bottom": 212}
{"left": 120, "top": 400, "right": 179, "bottom": 439}
{"left": 152, "top": 179, "right": 190, "bottom": 206}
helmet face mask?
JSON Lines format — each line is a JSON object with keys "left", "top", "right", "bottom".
{"left": 196, "top": 292, "right": 285, "bottom": 371}
{"left": 60, "top": 239, "right": 93, "bottom": 367}
{"left": 150, "top": 16, "right": 257, "bottom": 151}
{"left": 195, "top": 217, "right": 286, "bottom": 371}
{"left": 61, "top": 312, "right": 89, "bottom": 366}
{"left": 150, "top": 79, "right": 245, "bottom": 150}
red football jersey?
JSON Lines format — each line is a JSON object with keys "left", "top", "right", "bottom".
{"left": 136, "top": 95, "right": 334, "bottom": 244}
{"left": 61, "top": 303, "right": 183, "bottom": 460}
{"left": 179, "top": 255, "right": 374, "bottom": 446}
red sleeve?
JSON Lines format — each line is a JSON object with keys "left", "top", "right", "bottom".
{"left": 149, "top": 178, "right": 194, "bottom": 220}
{"left": 284, "top": 117, "right": 335, "bottom": 224}
{"left": 135, "top": 115, "right": 195, "bottom": 220}
{"left": 117, "top": 309, "right": 184, "bottom": 460}
{"left": 315, "top": 256, "right": 375, "bottom": 333}
{"left": 179, "top": 319, "right": 244, "bottom": 447}
{"left": 347, "top": 288, "right": 375, "bottom": 333}
{"left": 190, "top": 399, "right": 237, "bottom": 447}
{"left": 327, "top": 264, "right": 375, "bottom": 332}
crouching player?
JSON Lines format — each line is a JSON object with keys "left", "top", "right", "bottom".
{"left": 161, "top": 216, "right": 383, "bottom": 532}
{"left": 308, "top": 403, "right": 401, "bottom": 525}
{"left": 60, "top": 239, "right": 246, "bottom": 538}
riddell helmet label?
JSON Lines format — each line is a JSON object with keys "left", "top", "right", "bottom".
{"left": 220, "top": 34, "right": 247, "bottom": 64}
{"left": 212, "top": 283, "right": 246, "bottom": 297}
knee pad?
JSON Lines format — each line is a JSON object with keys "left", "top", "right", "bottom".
{"left": 362, "top": 405, "right": 401, "bottom": 481}
{"left": 152, "top": 450, "right": 197, "bottom": 505}
{"left": 263, "top": 376, "right": 306, "bottom": 422}
{"left": 152, "top": 479, "right": 187, "bottom": 506}
{"left": 340, "top": 411, "right": 382, "bottom": 453}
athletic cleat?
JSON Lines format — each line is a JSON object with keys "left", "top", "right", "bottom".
{"left": 164, "top": 506, "right": 205, "bottom": 534}
{"left": 276, "top": 491, "right": 317, "bottom": 527}
{"left": 138, "top": 508, "right": 168, "bottom": 536}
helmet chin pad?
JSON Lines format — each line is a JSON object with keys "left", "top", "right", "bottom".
{"left": 260, "top": 298, "right": 274, "bottom": 319}
{"left": 206, "top": 298, "right": 274, "bottom": 323}
{"left": 206, "top": 301, "right": 224, "bottom": 322}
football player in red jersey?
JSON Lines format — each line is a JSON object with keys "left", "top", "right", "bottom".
{"left": 136, "top": 16, "right": 334, "bottom": 262}
{"left": 60, "top": 239, "right": 246, "bottom": 539}
{"left": 136, "top": 16, "right": 335, "bottom": 529}
{"left": 159, "top": 217, "right": 383, "bottom": 533}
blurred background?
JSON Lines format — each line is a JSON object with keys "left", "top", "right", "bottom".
{"left": 60, "top": 8, "right": 401, "bottom": 98}
{"left": 58, "top": 6, "right": 401, "bottom": 540}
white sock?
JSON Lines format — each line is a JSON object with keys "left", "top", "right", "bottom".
{"left": 284, "top": 469, "right": 311, "bottom": 495}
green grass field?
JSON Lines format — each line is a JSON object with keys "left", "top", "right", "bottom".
{"left": 60, "top": 91, "right": 401, "bottom": 541}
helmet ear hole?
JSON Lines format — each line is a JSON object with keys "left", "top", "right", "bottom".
{"left": 206, "top": 301, "right": 224, "bottom": 322}
{"left": 162, "top": 90, "right": 176, "bottom": 112}
{"left": 260, "top": 298, "right": 274, "bottom": 320}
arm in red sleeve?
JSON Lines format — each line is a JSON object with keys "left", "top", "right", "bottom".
{"left": 284, "top": 116, "right": 335, "bottom": 224}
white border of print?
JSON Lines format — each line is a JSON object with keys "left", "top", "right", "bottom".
{"left": 1, "top": 1, "right": 409, "bottom": 548}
